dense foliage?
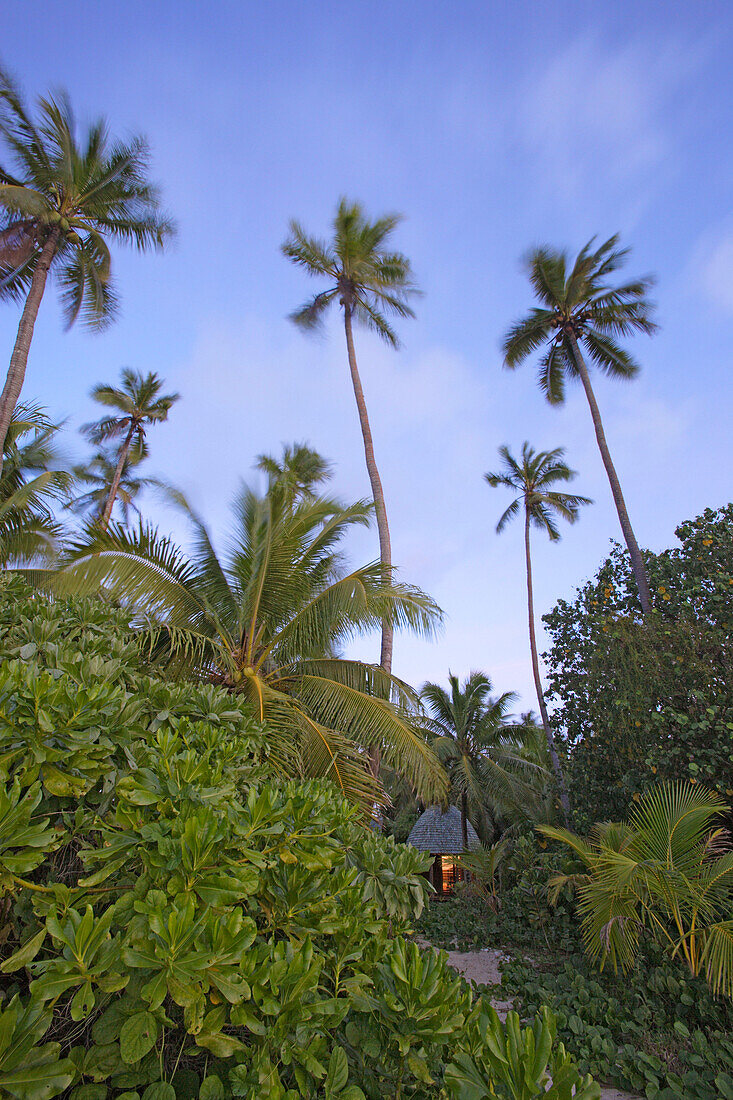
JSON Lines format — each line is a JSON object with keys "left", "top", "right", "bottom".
{"left": 499, "top": 950, "right": 733, "bottom": 1100}
{"left": 0, "top": 580, "right": 596, "bottom": 1100}
{"left": 544, "top": 504, "right": 733, "bottom": 823}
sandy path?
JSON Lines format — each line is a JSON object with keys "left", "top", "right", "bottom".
{"left": 439, "top": 946, "right": 639, "bottom": 1100}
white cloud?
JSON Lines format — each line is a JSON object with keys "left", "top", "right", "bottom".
{"left": 696, "top": 226, "right": 733, "bottom": 314}
{"left": 518, "top": 33, "right": 703, "bottom": 210}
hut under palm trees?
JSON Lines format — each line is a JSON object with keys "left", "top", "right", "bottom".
{"left": 407, "top": 805, "right": 480, "bottom": 895}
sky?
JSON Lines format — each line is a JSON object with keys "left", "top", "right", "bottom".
{"left": 2, "top": 0, "right": 733, "bottom": 711}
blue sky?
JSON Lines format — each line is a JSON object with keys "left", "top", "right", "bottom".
{"left": 3, "top": 0, "right": 733, "bottom": 710}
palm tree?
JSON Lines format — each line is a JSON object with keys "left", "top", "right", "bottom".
{"left": 67, "top": 450, "right": 154, "bottom": 526}
{"left": 0, "top": 69, "right": 174, "bottom": 471}
{"left": 255, "top": 442, "right": 333, "bottom": 505}
{"left": 48, "top": 473, "right": 448, "bottom": 811}
{"left": 282, "top": 199, "right": 419, "bottom": 683}
{"left": 502, "top": 236, "right": 656, "bottom": 613}
{"left": 0, "top": 404, "right": 68, "bottom": 566}
{"left": 420, "top": 671, "right": 548, "bottom": 845}
{"left": 485, "top": 443, "right": 592, "bottom": 820}
{"left": 82, "top": 369, "right": 179, "bottom": 528}
{"left": 541, "top": 782, "right": 733, "bottom": 997}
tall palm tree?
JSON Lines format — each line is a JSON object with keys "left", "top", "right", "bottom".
{"left": 420, "top": 671, "right": 547, "bottom": 845}
{"left": 67, "top": 450, "right": 154, "bottom": 527}
{"left": 281, "top": 199, "right": 419, "bottom": 684}
{"left": 47, "top": 475, "right": 448, "bottom": 811}
{"left": 0, "top": 69, "right": 174, "bottom": 471}
{"left": 502, "top": 236, "right": 656, "bottom": 613}
{"left": 485, "top": 443, "right": 592, "bottom": 820}
{"left": 82, "top": 369, "right": 179, "bottom": 528}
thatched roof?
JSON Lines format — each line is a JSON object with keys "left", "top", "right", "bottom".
{"left": 406, "top": 805, "right": 480, "bottom": 854}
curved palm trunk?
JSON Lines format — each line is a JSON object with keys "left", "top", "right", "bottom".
{"left": 100, "top": 424, "right": 136, "bottom": 530}
{"left": 568, "top": 336, "right": 652, "bottom": 615}
{"left": 525, "top": 507, "right": 570, "bottom": 823}
{"left": 343, "top": 306, "right": 393, "bottom": 779}
{"left": 0, "top": 230, "right": 59, "bottom": 477}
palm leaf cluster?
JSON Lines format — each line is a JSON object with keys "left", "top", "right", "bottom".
{"left": 503, "top": 235, "right": 656, "bottom": 405}
{"left": 542, "top": 781, "right": 733, "bottom": 997}
{"left": 45, "top": 473, "right": 448, "bottom": 810}
{"left": 0, "top": 403, "right": 68, "bottom": 565}
{"left": 282, "top": 198, "right": 418, "bottom": 346}
{"left": 0, "top": 69, "right": 173, "bottom": 325}
{"left": 420, "top": 672, "right": 550, "bottom": 842}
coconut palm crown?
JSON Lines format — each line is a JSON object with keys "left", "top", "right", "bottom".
{"left": 420, "top": 671, "right": 548, "bottom": 845}
{"left": 47, "top": 462, "right": 448, "bottom": 810}
{"left": 503, "top": 235, "right": 655, "bottom": 612}
{"left": 282, "top": 199, "right": 419, "bottom": 686}
{"left": 82, "top": 369, "right": 179, "bottom": 528}
{"left": 485, "top": 443, "right": 592, "bottom": 820}
{"left": 0, "top": 68, "right": 174, "bottom": 468}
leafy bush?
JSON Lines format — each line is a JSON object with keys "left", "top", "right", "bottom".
{"left": 544, "top": 504, "right": 733, "bottom": 824}
{"left": 0, "top": 580, "right": 595, "bottom": 1099}
{"left": 499, "top": 949, "right": 733, "bottom": 1099}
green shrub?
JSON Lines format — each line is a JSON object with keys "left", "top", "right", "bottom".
{"left": 499, "top": 949, "right": 733, "bottom": 1099}
{"left": 0, "top": 580, "right": 595, "bottom": 1099}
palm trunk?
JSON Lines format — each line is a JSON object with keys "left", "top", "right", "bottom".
{"left": 343, "top": 306, "right": 393, "bottom": 669}
{"left": 343, "top": 306, "right": 393, "bottom": 779}
{"left": 100, "top": 424, "right": 136, "bottom": 529}
{"left": 460, "top": 790, "right": 468, "bottom": 849}
{"left": 525, "top": 506, "right": 570, "bottom": 823}
{"left": 0, "top": 230, "right": 59, "bottom": 477}
{"left": 568, "top": 336, "right": 652, "bottom": 615}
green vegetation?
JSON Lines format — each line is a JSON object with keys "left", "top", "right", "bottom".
{"left": 544, "top": 503, "right": 733, "bottom": 822}
{"left": 503, "top": 236, "right": 656, "bottom": 612}
{"left": 485, "top": 443, "right": 592, "bottom": 819}
{"left": 1, "top": 63, "right": 731, "bottom": 1100}
{"left": 283, "top": 199, "right": 418, "bottom": 680}
{"left": 542, "top": 782, "right": 733, "bottom": 997}
{"left": 0, "top": 69, "right": 174, "bottom": 470}
{"left": 0, "top": 580, "right": 594, "bottom": 1100}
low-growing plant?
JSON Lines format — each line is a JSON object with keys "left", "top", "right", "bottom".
{"left": 499, "top": 948, "right": 733, "bottom": 1099}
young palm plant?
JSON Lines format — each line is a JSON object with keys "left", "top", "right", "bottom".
{"left": 420, "top": 672, "right": 548, "bottom": 846}
{"left": 0, "top": 69, "right": 174, "bottom": 469}
{"left": 46, "top": 470, "right": 448, "bottom": 811}
{"left": 503, "top": 236, "right": 656, "bottom": 613}
{"left": 541, "top": 782, "right": 733, "bottom": 998}
{"left": 82, "top": 369, "right": 179, "bottom": 528}
{"left": 282, "top": 199, "right": 419, "bottom": 682}
{"left": 485, "top": 443, "right": 591, "bottom": 820}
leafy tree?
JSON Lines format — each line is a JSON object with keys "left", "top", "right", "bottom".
{"left": 420, "top": 671, "right": 548, "bottom": 844}
{"left": 282, "top": 199, "right": 419, "bottom": 684}
{"left": 542, "top": 781, "right": 733, "bottom": 999}
{"left": 0, "top": 69, "right": 174, "bottom": 471}
{"left": 82, "top": 368, "right": 179, "bottom": 528}
{"left": 485, "top": 443, "right": 591, "bottom": 820}
{"left": 544, "top": 504, "right": 733, "bottom": 823}
{"left": 67, "top": 449, "right": 155, "bottom": 526}
{"left": 47, "top": 473, "right": 447, "bottom": 808}
{"left": 503, "top": 236, "right": 656, "bottom": 612}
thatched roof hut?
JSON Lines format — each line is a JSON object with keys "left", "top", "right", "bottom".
{"left": 407, "top": 806, "right": 480, "bottom": 894}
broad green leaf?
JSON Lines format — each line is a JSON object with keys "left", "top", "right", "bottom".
{"left": 119, "top": 1012, "right": 158, "bottom": 1064}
